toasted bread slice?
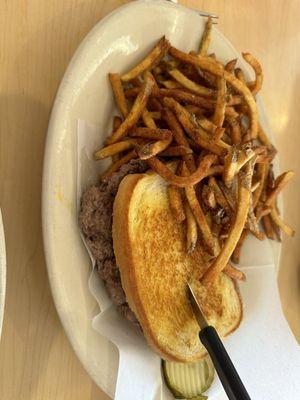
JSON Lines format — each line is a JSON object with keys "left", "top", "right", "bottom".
{"left": 113, "top": 172, "right": 242, "bottom": 362}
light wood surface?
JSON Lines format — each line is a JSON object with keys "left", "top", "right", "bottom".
{"left": 0, "top": 1, "right": 299, "bottom": 399}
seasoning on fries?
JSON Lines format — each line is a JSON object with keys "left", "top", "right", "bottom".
{"left": 93, "top": 23, "right": 294, "bottom": 285}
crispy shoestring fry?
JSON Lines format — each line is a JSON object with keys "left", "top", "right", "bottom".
{"left": 202, "top": 160, "right": 254, "bottom": 283}
{"left": 242, "top": 52, "right": 263, "bottom": 96}
{"left": 270, "top": 208, "right": 295, "bottom": 237}
{"left": 202, "top": 184, "right": 217, "bottom": 209}
{"left": 160, "top": 146, "right": 193, "bottom": 157}
{"left": 121, "top": 36, "right": 170, "bottom": 81}
{"left": 182, "top": 164, "right": 219, "bottom": 256}
{"left": 262, "top": 214, "right": 277, "bottom": 240}
{"left": 148, "top": 111, "right": 161, "bottom": 119}
{"left": 163, "top": 108, "right": 196, "bottom": 172}
{"left": 231, "top": 229, "right": 249, "bottom": 264}
{"left": 107, "top": 74, "right": 154, "bottom": 144}
{"left": 128, "top": 127, "right": 172, "bottom": 140}
{"left": 168, "top": 185, "right": 185, "bottom": 223}
{"left": 111, "top": 116, "right": 122, "bottom": 162}
{"left": 95, "top": 140, "right": 137, "bottom": 160}
{"left": 208, "top": 176, "right": 231, "bottom": 213}
{"left": 168, "top": 47, "right": 258, "bottom": 139}
{"left": 142, "top": 108, "right": 157, "bottom": 128}
{"left": 137, "top": 136, "right": 172, "bottom": 160}
{"left": 265, "top": 170, "right": 294, "bottom": 206}
{"left": 198, "top": 17, "right": 213, "bottom": 56}
{"left": 160, "top": 80, "right": 182, "bottom": 89}
{"left": 163, "top": 97, "right": 229, "bottom": 155}
{"left": 234, "top": 68, "right": 247, "bottom": 84}
{"left": 252, "top": 162, "right": 268, "bottom": 208}
{"left": 147, "top": 154, "right": 217, "bottom": 188}
{"left": 213, "top": 74, "right": 227, "bottom": 127}
{"left": 109, "top": 73, "right": 128, "bottom": 117}
{"left": 185, "top": 202, "right": 198, "bottom": 253}
{"left": 224, "top": 263, "right": 246, "bottom": 281}
{"left": 101, "top": 150, "right": 137, "bottom": 180}
{"left": 168, "top": 68, "right": 214, "bottom": 97}
{"left": 218, "top": 181, "right": 236, "bottom": 211}
{"left": 225, "top": 59, "right": 237, "bottom": 73}
{"left": 227, "top": 117, "right": 241, "bottom": 144}
{"left": 223, "top": 147, "right": 238, "bottom": 187}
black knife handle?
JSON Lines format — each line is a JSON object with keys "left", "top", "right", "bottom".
{"left": 199, "top": 326, "right": 251, "bottom": 400}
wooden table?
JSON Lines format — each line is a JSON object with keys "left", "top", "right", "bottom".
{"left": 0, "top": 1, "right": 299, "bottom": 399}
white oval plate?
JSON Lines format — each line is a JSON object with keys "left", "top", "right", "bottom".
{"left": 0, "top": 209, "right": 6, "bottom": 339}
{"left": 42, "top": 1, "right": 280, "bottom": 398}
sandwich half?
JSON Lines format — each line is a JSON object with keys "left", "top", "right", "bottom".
{"left": 113, "top": 171, "right": 242, "bottom": 362}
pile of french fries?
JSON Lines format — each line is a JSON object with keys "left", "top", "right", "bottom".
{"left": 95, "top": 18, "right": 294, "bottom": 283}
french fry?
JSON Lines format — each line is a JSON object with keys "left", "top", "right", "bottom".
{"left": 163, "top": 97, "right": 228, "bottom": 155}
{"left": 225, "top": 59, "right": 237, "bottom": 73}
{"left": 252, "top": 162, "right": 268, "bottom": 208}
{"left": 202, "top": 160, "right": 254, "bottom": 283}
{"left": 113, "top": 116, "right": 122, "bottom": 130}
{"left": 137, "top": 136, "right": 172, "bottom": 160}
{"left": 168, "top": 185, "right": 186, "bottom": 222}
{"left": 234, "top": 67, "right": 247, "bottom": 84}
{"left": 109, "top": 73, "right": 128, "bottom": 117}
{"left": 227, "top": 95, "right": 243, "bottom": 106}
{"left": 163, "top": 108, "right": 196, "bottom": 172}
{"left": 203, "top": 165, "right": 224, "bottom": 178}
{"left": 198, "top": 17, "right": 213, "bottom": 56}
{"left": 125, "top": 86, "right": 240, "bottom": 117}
{"left": 184, "top": 180, "right": 219, "bottom": 256}
{"left": 160, "top": 80, "right": 182, "bottom": 89}
{"left": 262, "top": 214, "right": 277, "bottom": 240}
{"left": 185, "top": 202, "right": 198, "bottom": 253}
{"left": 94, "top": 140, "right": 136, "bottom": 160}
{"left": 218, "top": 181, "right": 236, "bottom": 210}
{"left": 247, "top": 199, "right": 265, "bottom": 240}
{"left": 201, "top": 184, "right": 216, "bottom": 209}
{"left": 223, "top": 147, "right": 238, "bottom": 187}
{"left": 226, "top": 117, "right": 241, "bottom": 144}
{"left": 142, "top": 108, "right": 157, "bottom": 128}
{"left": 223, "top": 263, "right": 246, "bottom": 281}
{"left": 148, "top": 111, "right": 161, "bottom": 120}
{"left": 121, "top": 36, "right": 170, "bottom": 81}
{"left": 208, "top": 176, "right": 231, "bottom": 213}
{"left": 231, "top": 229, "right": 249, "bottom": 264}
{"left": 236, "top": 147, "right": 256, "bottom": 171}
{"left": 242, "top": 52, "right": 263, "bottom": 96}
{"left": 129, "top": 127, "right": 172, "bottom": 140}
{"left": 270, "top": 208, "right": 295, "bottom": 237}
{"left": 265, "top": 170, "right": 294, "bottom": 206}
{"left": 107, "top": 74, "right": 154, "bottom": 144}
{"left": 255, "top": 203, "right": 272, "bottom": 221}
{"left": 147, "top": 154, "right": 217, "bottom": 187}
{"left": 213, "top": 75, "right": 227, "bottom": 127}
{"left": 101, "top": 150, "right": 137, "bottom": 180}
{"left": 168, "top": 68, "right": 214, "bottom": 97}
{"left": 251, "top": 180, "right": 261, "bottom": 192}
{"left": 111, "top": 116, "right": 123, "bottom": 162}
{"left": 169, "top": 47, "right": 258, "bottom": 139}
{"left": 197, "top": 117, "right": 218, "bottom": 134}
{"left": 160, "top": 145, "right": 193, "bottom": 157}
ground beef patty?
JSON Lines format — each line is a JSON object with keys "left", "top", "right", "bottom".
{"left": 79, "top": 159, "right": 148, "bottom": 325}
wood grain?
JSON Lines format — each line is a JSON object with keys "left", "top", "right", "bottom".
{"left": 0, "top": 1, "right": 299, "bottom": 399}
